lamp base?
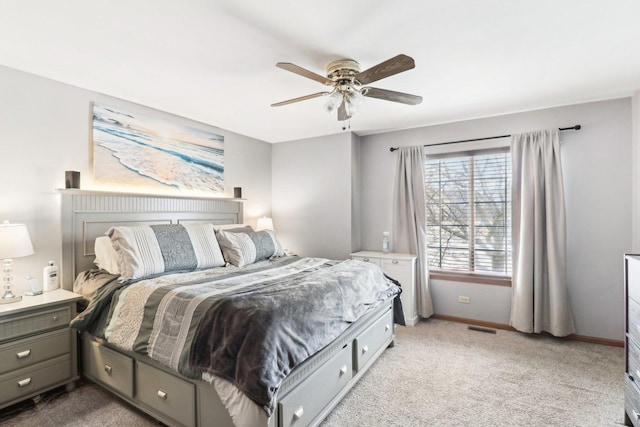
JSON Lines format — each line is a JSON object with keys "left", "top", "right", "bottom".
{"left": 0, "top": 293, "right": 22, "bottom": 304}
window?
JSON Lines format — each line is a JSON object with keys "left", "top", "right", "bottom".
{"left": 425, "top": 149, "right": 512, "bottom": 276}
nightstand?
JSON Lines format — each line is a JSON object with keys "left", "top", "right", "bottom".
{"left": 351, "top": 251, "right": 418, "bottom": 326}
{"left": 0, "top": 289, "right": 82, "bottom": 410}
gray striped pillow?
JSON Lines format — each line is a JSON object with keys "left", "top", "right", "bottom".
{"left": 216, "top": 226, "right": 284, "bottom": 267}
{"left": 108, "top": 223, "right": 225, "bottom": 280}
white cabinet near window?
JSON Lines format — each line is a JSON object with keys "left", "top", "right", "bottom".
{"left": 351, "top": 251, "right": 418, "bottom": 326}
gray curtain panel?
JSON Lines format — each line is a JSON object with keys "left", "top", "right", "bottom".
{"left": 392, "top": 146, "right": 434, "bottom": 318}
{"left": 510, "top": 129, "right": 575, "bottom": 336}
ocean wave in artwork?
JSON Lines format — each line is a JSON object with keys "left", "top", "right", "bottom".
{"left": 93, "top": 104, "right": 225, "bottom": 193}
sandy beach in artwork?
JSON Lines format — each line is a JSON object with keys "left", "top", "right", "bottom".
{"left": 94, "top": 144, "right": 171, "bottom": 191}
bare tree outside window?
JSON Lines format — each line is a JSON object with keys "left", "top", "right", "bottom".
{"left": 425, "top": 151, "right": 512, "bottom": 275}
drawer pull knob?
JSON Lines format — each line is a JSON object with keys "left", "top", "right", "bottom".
{"left": 362, "top": 345, "right": 369, "bottom": 354}
{"left": 104, "top": 364, "right": 112, "bottom": 375}
{"left": 385, "top": 324, "right": 390, "bottom": 332}
{"left": 340, "top": 365, "right": 348, "bottom": 375}
{"left": 16, "top": 350, "right": 31, "bottom": 359}
{"left": 293, "top": 406, "right": 304, "bottom": 420}
{"left": 157, "top": 390, "right": 167, "bottom": 400}
{"left": 363, "top": 258, "right": 370, "bottom": 262}
{"left": 18, "top": 378, "right": 32, "bottom": 387}
{"left": 52, "top": 315, "right": 59, "bottom": 321}
{"left": 392, "top": 260, "right": 399, "bottom": 264}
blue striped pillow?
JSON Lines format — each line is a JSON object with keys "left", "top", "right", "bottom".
{"left": 215, "top": 226, "right": 284, "bottom": 267}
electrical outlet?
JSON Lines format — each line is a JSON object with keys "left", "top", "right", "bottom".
{"left": 458, "top": 296, "right": 470, "bottom": 304}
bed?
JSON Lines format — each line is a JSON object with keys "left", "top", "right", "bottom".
{"left": 60, "top": 190, "right": 401, "bottom": 427}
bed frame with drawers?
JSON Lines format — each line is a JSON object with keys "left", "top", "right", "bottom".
{"left": 60, "top": 190, "right": 396, "bottom": 427}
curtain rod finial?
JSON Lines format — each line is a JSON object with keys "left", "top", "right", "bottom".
{"left": 390, "top": 147, "right": 398, "bottom": 152}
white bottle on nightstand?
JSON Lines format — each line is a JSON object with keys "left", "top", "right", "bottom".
{"left": 43, "top": 261, "right": 59, "bottom": 292}
{"left": 382, "top": 231, "right": 390, "bottom": 253}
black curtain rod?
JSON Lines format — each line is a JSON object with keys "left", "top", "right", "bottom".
{"left": 389, "top": 125, "right": 581, "bottom": 152}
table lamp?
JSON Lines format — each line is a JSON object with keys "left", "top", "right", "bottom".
{"left": 256, "top": 217, "right": 274, "bottom": 231}
{"left": 0, "top": 221, "right": 34, "bottom": 304}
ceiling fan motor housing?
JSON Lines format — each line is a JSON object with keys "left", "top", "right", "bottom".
{"left": 327, "top": 59, "right": 360, "bottom": 79}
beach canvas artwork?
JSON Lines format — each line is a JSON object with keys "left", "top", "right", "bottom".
{"left": 92, "top": 103, "right": 224, "bottom": 193}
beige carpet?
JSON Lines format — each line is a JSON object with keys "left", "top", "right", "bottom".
{"left": 1, "top": 319, "right": 626, "bottom": 426}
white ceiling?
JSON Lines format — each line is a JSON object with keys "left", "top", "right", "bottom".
{"left": 1, "top": 1, "right": 639, "bottom": 143}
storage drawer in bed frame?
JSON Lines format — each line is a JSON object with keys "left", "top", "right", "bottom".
{"left": 82, "top": 337, "right": 134, "bottom": 398}
{"left": 278, "top": 342, "right": 352, "bottom": 427}
{"left": 137, "top": 361, "right": 196, "bottom": 427}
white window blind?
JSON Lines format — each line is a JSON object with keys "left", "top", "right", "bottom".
{"left": 425, "top": 150, "right": 512, "bottom": 275}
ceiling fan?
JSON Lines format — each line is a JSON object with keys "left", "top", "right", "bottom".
{"left": 271, "top": 54, "right": 422, "bottom": 121}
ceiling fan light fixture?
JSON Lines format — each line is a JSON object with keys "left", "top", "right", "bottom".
{"left": 345, "top": 89, "right": 364, "bottom": 117}
{"left": 323, "top": 91, "right": 343, "bottom": 114}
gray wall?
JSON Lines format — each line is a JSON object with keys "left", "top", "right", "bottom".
{"left": 0, "top": 65, "right": 272, "bottom": 294}
{"left": 359, "top": 99, "right": 632, "bottom": 340}
{"left": 272, "top": 132, "right": 359, "bottom": 259}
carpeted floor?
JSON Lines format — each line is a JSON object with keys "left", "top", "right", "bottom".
{"left": 0, "top": 319, "right": 626, "bottom": 426}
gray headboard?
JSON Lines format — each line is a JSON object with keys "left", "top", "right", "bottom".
{"left": 59, "top": 189, "right": 243, "bottom": 290}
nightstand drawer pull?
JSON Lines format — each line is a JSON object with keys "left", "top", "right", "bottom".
{"left": 385, "top": 324, "right": 390, "bottom": 332}
{"left": 362, "top": 345, "right": 369, "bottom": 354}
{"left": 16, "top": 350, "right": 31, "bottom": 359}
{"left": 293, "top": 406, "right": 304, "bottom": 420}
{"left": 157, "top": 390, "right": 167, "bottom": 400}
{"left": 392, "top": 260, "right": 399, "bottom": 264}
{"left": 17, "top": 378, "right": 32, "bottom": 387}
{"left": 104, "top": 364, "right": 113, "bottom": 375}
{"left": 363, "top": 258, "right": 370, "bottom": 262}
{"left": 339, "top": 365, "right": 348, "bottom": 376}
{"left": 52, "top": 315, "right": 59, "bottom": 321}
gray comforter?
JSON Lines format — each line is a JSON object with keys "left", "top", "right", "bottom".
{"left": 71, "top": 256, "right": 401, "bottom": 415}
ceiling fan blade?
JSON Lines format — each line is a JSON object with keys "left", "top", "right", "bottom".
{"left": 276, "top": 62, "right": 332, "bottom": 85}
{"left": 362, "top": 87, "right": 422, "bottom": 105}
{"left": 271, "top": 92, "right": 329, "bottom": 107}
{"left": 355, "top": 54, "right": 416, "bottom": 85}
{"left": 337, "top": 99, "right": 351, "bottom": 121}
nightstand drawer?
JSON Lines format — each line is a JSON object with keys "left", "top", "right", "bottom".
{"left": 136, "top": 361, "right": 196, "bottom": 427}
{"left": 82, "top": 338, "right": 134, "bottom": 398}
{"left": 0, "top": 328, "right": 70, "bottom": 375}
{"left": 0, "top": 355, "right": 71, "bottom": 404}
{"left": 0, "top": 306, "right": 70, "bottom": 341}
{"left": 351, "top": 255, "right": 381, "bottom": 266}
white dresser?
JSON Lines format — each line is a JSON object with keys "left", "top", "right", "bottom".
{"left": 0, "top": 289, "right": 82, "bottom": 410}
{"left": 351, "top": 251, "right": 418, "bottom": 326}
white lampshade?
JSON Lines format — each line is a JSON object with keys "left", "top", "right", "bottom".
{"left": 256, "top": 217, "right": 274, "bottom": 231}
{"left": 323, "top": 91, "right": 343, "bottom": 114}
{"left": 0, "top": 222, "right": 35, "bottom": 259}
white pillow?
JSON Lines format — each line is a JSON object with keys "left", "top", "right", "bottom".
{"left": 94, "top": 236, "right": 121, "bottom": 275}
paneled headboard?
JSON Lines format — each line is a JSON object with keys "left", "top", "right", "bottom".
{"left": 59, "top": 189, "right": 243, "bottom": 291}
